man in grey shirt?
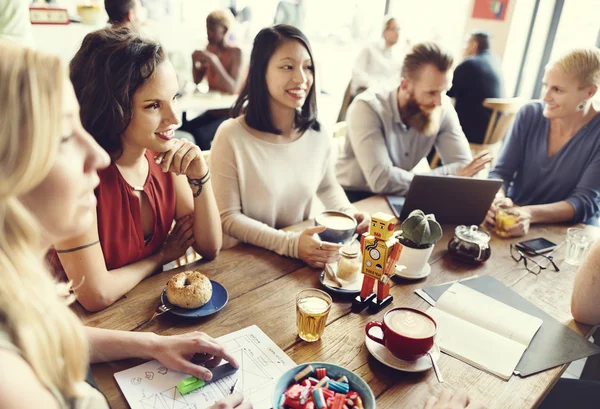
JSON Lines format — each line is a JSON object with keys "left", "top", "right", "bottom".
{"left": 337, "top": 42, "right": 491, "bottom": 199}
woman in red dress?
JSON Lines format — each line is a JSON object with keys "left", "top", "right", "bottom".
{"left": 53, "top": 27, "right": 222, "bottom": 312}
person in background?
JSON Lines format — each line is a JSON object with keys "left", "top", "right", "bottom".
{"left": 183, "top": 8, "right": 244, "bottom": 150}
{"left": 211, "top": 24, "right": 369, "bottom": 269}
{"left": 52, "top": 28, "right": 222, "bottom": 312}
{"left": 0, "top": 40, "right": 248, "bottom": 409}
{"left": 486, "top": 48, "right": 600, "bottom": 237}
{"left": 447, "top": 31, "right": 504, "bottom": 144}
{"left": 337, "top": 42, "right": 492, "bottom": 202}
{"left": 350, "top": 15, "right": 403, "bottom": 96}
{"left": 535, "top": 239, "right": 600, "bottom": 409}
{"left": 105, "top": 0, "right": 144, "bottom": 28}
{"left": 0, "top": 0, "right": 34, "bottom": 47}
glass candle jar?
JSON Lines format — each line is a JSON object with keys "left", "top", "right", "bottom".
{"left": 337, "top": 246, "right": 361, "bottom": 281}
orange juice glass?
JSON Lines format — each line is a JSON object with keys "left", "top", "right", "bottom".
{"left": 495, "top": 206, "right": 520, "bottom": 237}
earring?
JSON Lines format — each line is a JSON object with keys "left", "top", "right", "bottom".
{"left": 577, "top": 100, "right": 587, "bottom": 111}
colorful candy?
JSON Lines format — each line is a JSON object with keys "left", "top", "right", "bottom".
{"left": 312, "top": 388, "right": 326, "bottom": 409}
{"left": 328, "top": 381, "right": 350, "bottom": 394}
{"left": 282, "top": 366, "right": 366, "bottom": 409}
{"left": 294, "top": 365, "right": 314, "bottom": 382}
{"left": 316, "top": 376, "right": 329, "bottom": 388}
{"left": 316, "top": 367, "right": 327, "bottom": 380}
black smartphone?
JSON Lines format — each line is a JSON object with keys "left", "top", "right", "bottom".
{"left": 515, "top": 237, "right": 557, "bottom": 255}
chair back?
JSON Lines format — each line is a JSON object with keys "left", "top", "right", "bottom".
{"left": 481, "top": 98, "right": 526, "bottom": 146}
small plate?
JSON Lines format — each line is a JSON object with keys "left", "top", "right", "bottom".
{"left": 395, "top": 263, "right": 431, "bottom": 280}
{"left": 160, "top": 280, "right": 228, "bottom": 318}
{"left": 319, "top": 270, "right": 362, "bottom": 295}
{"left": 365, "top": 326, "right": 440, "bottom": 372}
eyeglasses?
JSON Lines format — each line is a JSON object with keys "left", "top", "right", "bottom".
{"left": 510, "top": 244, "right": 560, "bottom": 275}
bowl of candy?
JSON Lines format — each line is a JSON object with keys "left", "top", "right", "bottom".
{"left": 273, "top": 362, "right": 375, "bottom": 409}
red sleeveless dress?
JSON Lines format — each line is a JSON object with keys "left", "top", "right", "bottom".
{"left": 48, "top": 151, "right": 176, "bottom": 277}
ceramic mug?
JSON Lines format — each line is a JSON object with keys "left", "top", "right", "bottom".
{"left": 315, "top": 210, "right": 357, "bottom": 244}
{"left": 365, "top": 307, "right": 437, "bottom": 361}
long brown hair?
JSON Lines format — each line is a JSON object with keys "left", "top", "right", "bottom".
{"left": 70, "top": 27, "right": 165, "bottom": 158}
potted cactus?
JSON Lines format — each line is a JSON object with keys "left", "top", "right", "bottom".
{"left": 396, "top": 210, "right": 443, "bottom": 278}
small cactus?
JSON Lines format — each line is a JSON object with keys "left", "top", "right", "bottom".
{"left": 400, "top": 210, "right": 443, "bottom": 248}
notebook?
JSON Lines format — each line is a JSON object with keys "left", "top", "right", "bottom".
{"left": 418, "top": 275, "right": 600, "bottom": 377}
{"left": 426, "top": 283, "right": 542, "bottom": 380}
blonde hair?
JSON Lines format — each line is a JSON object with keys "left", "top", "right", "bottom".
{"left": 554, "top": 47, "right": 600, "bottom": 88}
{"left": 0, "top": 41, "right": 88, "bottom": 398}
{"left": 207, "top": 8, "right": 235, "bottom": 31}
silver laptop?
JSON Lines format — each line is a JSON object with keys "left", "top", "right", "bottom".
{"left": 386, "top": 174, "right": 503, "bottom": 225}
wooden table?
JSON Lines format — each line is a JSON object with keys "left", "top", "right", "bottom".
{"left": 76, "top": 196, "right": 599, "bottom": 409}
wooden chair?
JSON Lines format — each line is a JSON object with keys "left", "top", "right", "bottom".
{"left": 430, "top": 97, "right": 526, "bottom": 169}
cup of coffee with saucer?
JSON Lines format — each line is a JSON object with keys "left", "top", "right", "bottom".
{"left": 365, "top": 307, "right": 442, "bottom": 378}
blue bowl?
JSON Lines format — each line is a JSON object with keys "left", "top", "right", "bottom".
{"left": 315, "top": 211, "right": 357, "bottom": 244}
{"left": 272, "top": 362, "right": 375, "bottom": 409}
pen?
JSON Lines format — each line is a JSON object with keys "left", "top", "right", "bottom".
{"left": 230, "top": 379, "right": 239, "bottom": 395}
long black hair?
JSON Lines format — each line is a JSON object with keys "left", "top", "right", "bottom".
{"left": 232, "top": 24, "right": 320, "bottom": 134}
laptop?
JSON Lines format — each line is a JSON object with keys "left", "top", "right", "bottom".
{"left": 386, "top": 174, "right": 503, "bottom": 225}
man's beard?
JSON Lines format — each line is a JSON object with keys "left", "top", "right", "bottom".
{"left": 400, "top": 94, "right": 442, "bottom": 136}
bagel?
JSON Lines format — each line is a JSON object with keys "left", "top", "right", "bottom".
{"left": 166, "top": 271, "right": 212, "bottom": 309}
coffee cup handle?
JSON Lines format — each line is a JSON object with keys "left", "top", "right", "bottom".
{"left": 365, "top": 321, "right": 385, "bottom": 346}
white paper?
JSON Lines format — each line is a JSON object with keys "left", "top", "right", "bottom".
{"left": 114, "top": 325, "right": 296, "bottom": 409}
{"left": 427, "top": 308, "right": 527, "bottom": 380}
{"left": 436, "top": 283, "right": 542, "bottom": 345}
{"left": 427, "top": 283, "right": 543, "bottom": 380}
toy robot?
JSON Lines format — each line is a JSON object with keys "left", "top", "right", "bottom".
{"left": 351, "top": 212, "right": 403, "bottom": 314}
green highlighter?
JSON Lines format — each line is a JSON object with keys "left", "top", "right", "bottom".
{"left": 177, "top": 363, "right": 238, "bottom": 395}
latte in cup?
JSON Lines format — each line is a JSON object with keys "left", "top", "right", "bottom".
{"left": 386, "top": 309, "right": 436, "bottom": 339}
{"left": 317, "top": 214, "right": 356, "bottom": 230}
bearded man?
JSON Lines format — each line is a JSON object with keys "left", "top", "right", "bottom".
{"left": 337, "top": 42, "right": 492, "bottom": 201}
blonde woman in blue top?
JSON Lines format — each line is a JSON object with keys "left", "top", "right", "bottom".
{"left": 487, "top": 48, "right": 600, "bottom": 237}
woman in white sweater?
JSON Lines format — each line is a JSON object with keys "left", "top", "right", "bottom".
{"left": 211, "top": 24, "right": 369, "bottom": 269}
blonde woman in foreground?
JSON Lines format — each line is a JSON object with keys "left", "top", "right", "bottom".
{"left": 0, "top": 42, "right": 250, "bottom": 409}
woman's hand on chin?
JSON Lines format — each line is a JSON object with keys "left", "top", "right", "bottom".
{"left": 154, "top": 139, "right": 209, "bottom": 179}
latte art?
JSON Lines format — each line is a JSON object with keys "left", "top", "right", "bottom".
{"left": 386, "top": 309, "right": 436, "bottom": 338}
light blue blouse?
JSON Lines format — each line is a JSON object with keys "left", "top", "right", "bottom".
{"left": 489, "top": 102, "right": 600, "bottom": 225}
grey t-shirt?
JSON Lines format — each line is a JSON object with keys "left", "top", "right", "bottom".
{"left": 336, "top": 88, "right": 472, "bottom": 194}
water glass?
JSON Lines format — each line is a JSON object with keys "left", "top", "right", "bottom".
{"left": 296, "top": 289, "right": 332, "bottom": 342}
{"left": 565, "top": 228, "right": 591, "bottom": 266}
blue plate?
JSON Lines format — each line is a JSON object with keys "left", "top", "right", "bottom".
{"left": 160, "top": 280, "right": 228, "bottom": 318}
{"left": 272, "top": 362, "right": 376, "bottom": 409}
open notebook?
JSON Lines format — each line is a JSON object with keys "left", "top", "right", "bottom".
{"left": 427, "top": 283, "right": 543, "bottom": 380}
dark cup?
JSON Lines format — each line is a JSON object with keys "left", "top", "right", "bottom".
{"left": 365, "top": 307, "right": 437, "bottom": 361}
{"left": 315, "top": 210, "right": 357, "bottom": 244}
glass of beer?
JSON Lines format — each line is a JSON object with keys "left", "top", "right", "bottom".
{"left": 495, "top": 205, "right": 520, "bottom": 237}
{"left": 296, "top": 289, "right": 332, "bottom": 342}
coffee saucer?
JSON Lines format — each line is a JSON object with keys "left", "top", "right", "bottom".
{"left": 319, "top": 270, "right": 362, "bottom": 295}
{"left": 394, "top": 263, "right": 431, "bottom": 280}
{"left": 365, "top": 326, "right": 440, "bottom": 372}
